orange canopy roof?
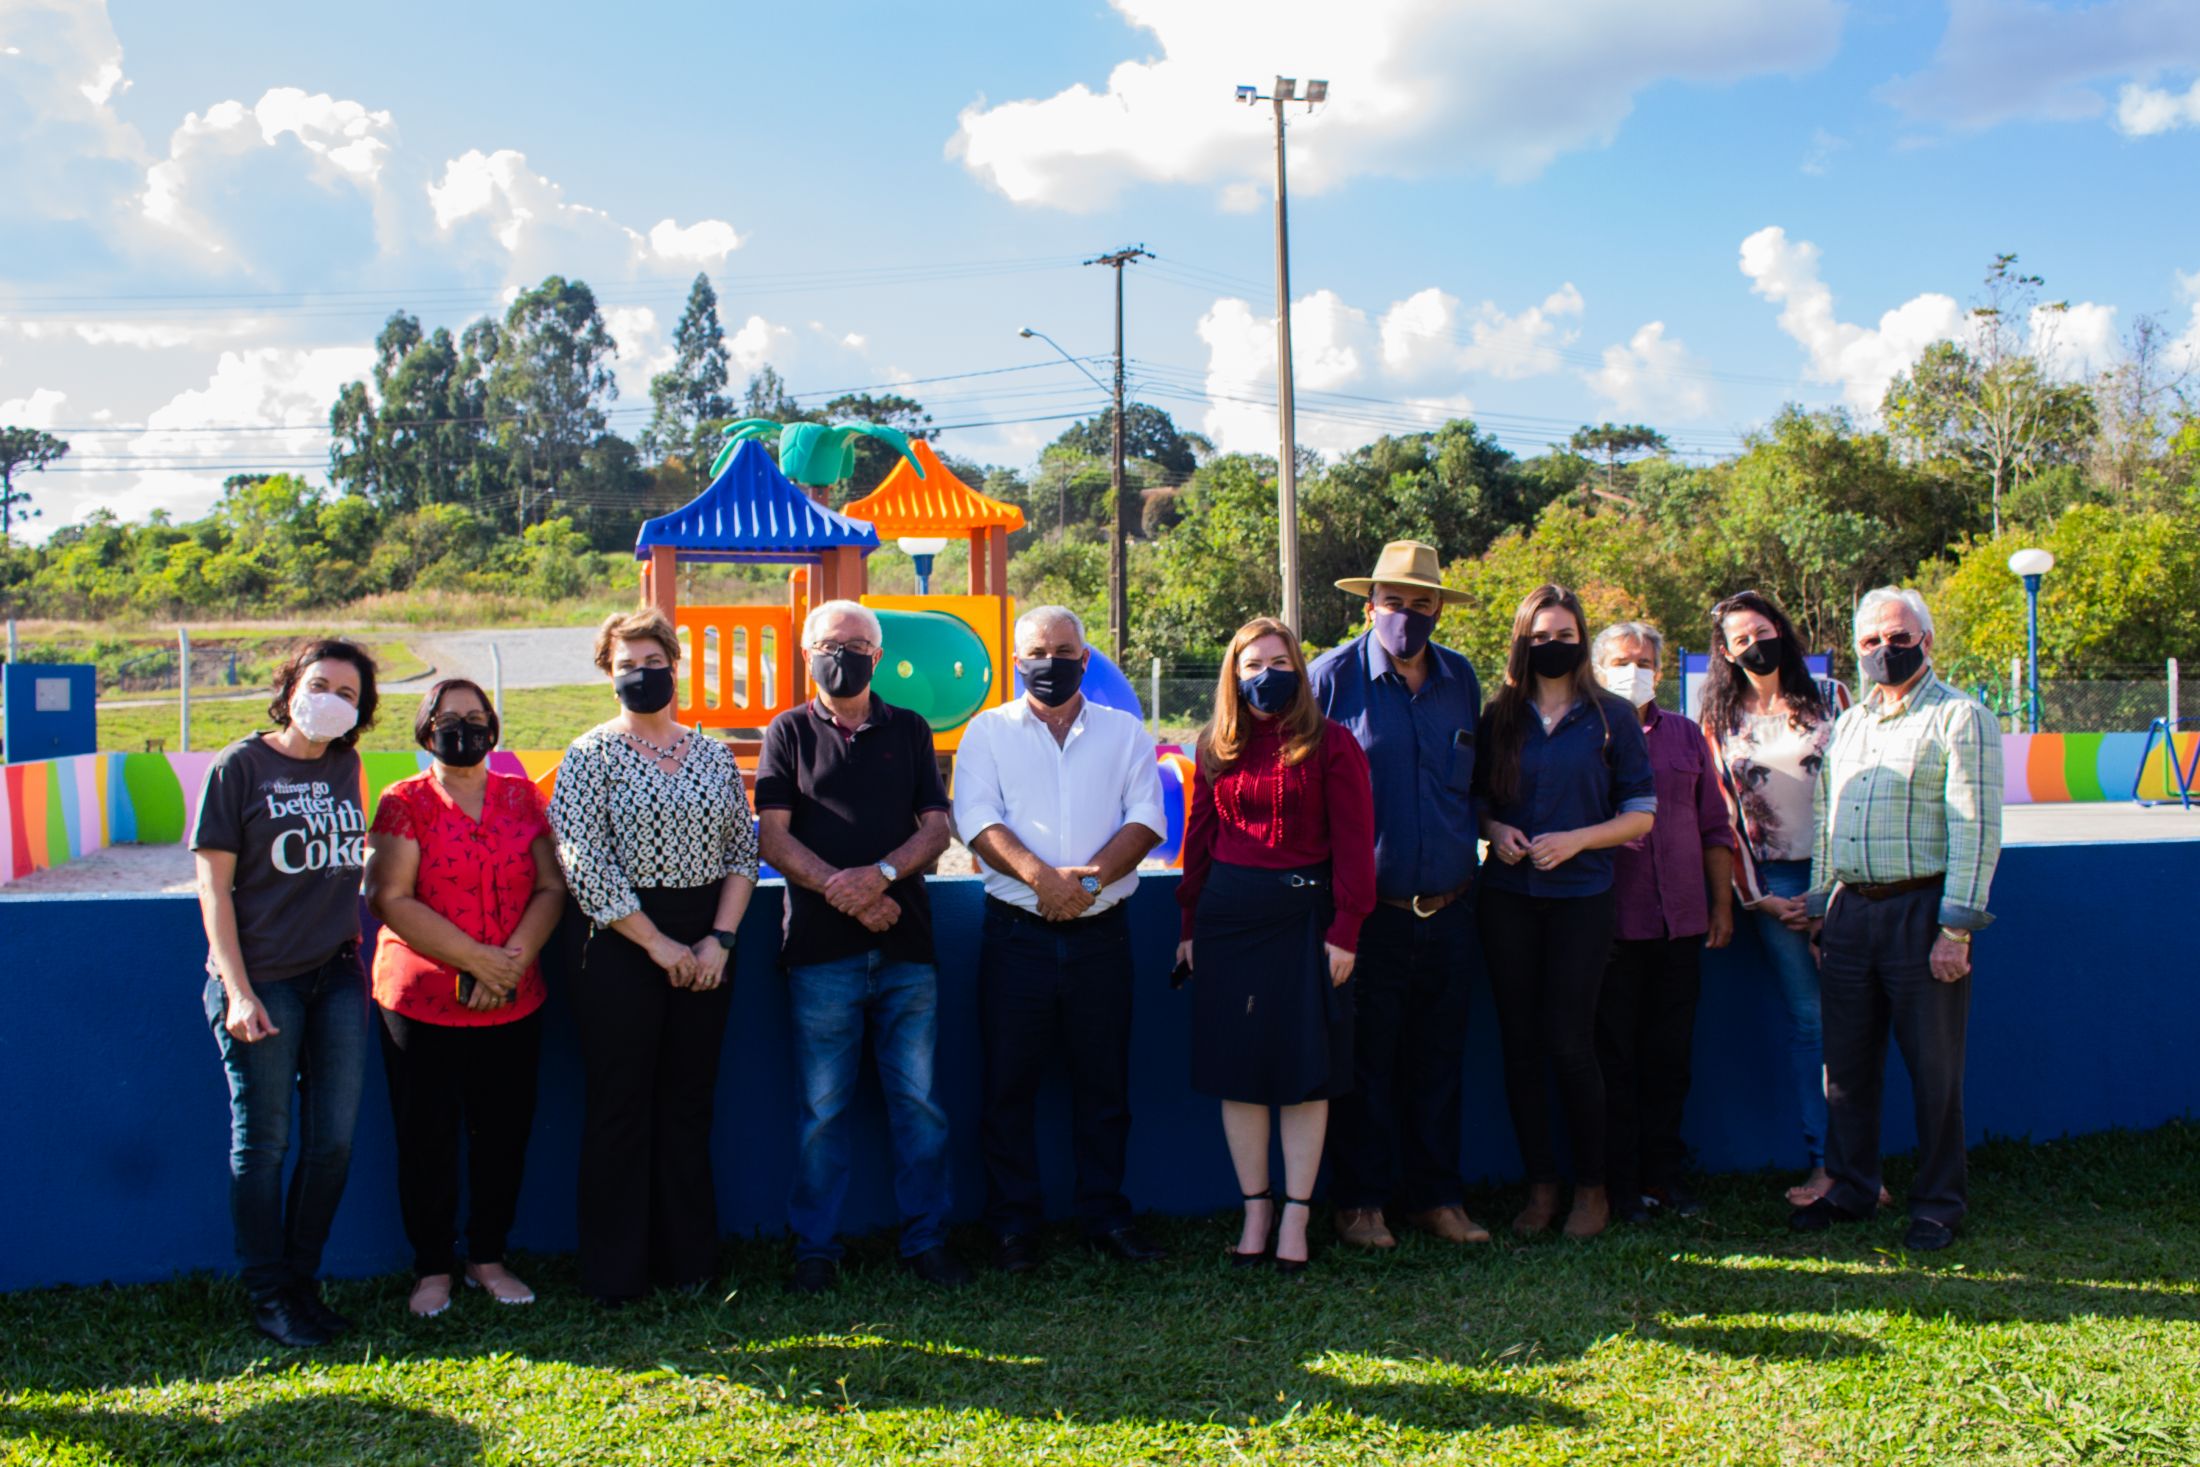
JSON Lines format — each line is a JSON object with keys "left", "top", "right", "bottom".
{"left": 842, "top": 439, "right": 1026, "bottom": 535}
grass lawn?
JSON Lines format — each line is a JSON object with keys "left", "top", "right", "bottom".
{"left": 4, "top": 1125, "right": 2197, "bottom": 1465}
{"left": 97, "top": 683, "right": 613, "bottom": 755}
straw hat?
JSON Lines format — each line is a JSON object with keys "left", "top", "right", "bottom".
{"left": 1334, "top": 540, "right": 1465, "bottom": 604}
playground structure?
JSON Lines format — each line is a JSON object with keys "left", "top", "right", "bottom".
{"left": 624, "top": 425, "right": 1195, "bottom": 861}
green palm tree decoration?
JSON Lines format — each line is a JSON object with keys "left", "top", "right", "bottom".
{"left": 710, "top": 419, "right": 925, "bottom": 489}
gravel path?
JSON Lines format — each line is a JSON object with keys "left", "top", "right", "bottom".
{"left": 401, "top": 626, "right": 606, "bottom": 690}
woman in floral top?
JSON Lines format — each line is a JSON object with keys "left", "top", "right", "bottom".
{"left": 364, "top": 678, "right": 566, "bottom": 1317}
{"left": 547, "top": 609, "right": 760, "bottom": 1305}
{"left": 1700, "top": 591, "right": 1854, "bottom": 1207}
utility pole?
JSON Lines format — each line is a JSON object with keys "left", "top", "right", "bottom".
{"left": 1086, "top": 244, "right": 1150, "bottom": 666}
{"left": 1236, "top": 78, "right": 1326, "bottom": 636}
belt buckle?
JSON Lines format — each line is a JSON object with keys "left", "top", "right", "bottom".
{"left": 1410, "top": 893, "right": 1441, "bottom": 919}
{"left": 1285, "top": 874, "right": 1317, "bottom": 889}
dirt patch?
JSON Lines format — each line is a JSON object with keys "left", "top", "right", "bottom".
{"left": 1, "top": 845, "right": 197, "bottom": 896}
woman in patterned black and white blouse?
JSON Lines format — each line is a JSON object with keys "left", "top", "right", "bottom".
{"left": 548, "top": 608, "right": 760, "bottom": 1305}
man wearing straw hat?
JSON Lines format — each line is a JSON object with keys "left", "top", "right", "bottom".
{"left": 1309, "top": 541, "right": 1492, "bottom": 1248}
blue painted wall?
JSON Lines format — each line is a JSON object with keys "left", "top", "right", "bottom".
{"left": 2, "top": 841, "right": 2196, "bottom": 1292}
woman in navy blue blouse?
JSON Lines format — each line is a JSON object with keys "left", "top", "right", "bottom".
{"left": 1474, "top": 584, "right": 1656, "bottom": 1240}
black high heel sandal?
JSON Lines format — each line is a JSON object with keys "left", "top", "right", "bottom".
{"left": 1231, "top": 1190, "right": 1273, "bottom": 1268}
{"left": 1274, "top": 1196, "right": 1315, "bottom": 1276}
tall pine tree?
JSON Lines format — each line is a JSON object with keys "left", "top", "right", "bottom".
{"left": 643, "top": 273, "right": 734, "bottom": 476}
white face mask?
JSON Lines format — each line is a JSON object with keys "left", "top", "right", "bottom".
{"left": 1598, "top": 664, "right": 1657, "bottom": 709}
{"left": 289, "top": 690, "right": 359, "bottom": 743}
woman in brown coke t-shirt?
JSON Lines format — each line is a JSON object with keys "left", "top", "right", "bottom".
{"left": 190, "top": 638, "right": 378, "bottom": 1350}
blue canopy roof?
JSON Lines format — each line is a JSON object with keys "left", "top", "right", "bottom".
{"left": 633, "top": 440, "right": 880, "bottom": 562}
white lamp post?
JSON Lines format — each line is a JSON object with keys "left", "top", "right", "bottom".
{"left": 2007, "top": 547, "right": 2055, "bottom": 733}
{"left": 899, "top": 536, "right": 949, "bottom": 596}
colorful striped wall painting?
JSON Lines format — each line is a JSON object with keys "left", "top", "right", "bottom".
{"left": 8, "top": 734, "right": 2197, "bottom": 885}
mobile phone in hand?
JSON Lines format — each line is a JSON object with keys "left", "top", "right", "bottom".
{"left": 457, "top": 971, "right": 478, "bottom": 1003}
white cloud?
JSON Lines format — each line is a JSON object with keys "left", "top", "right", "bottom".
{"left": 2168, "top": 270, "right": 2200, "bottom": 374}
{"left": 1881, "top": 0, "right": 2200, "bottom": 130}
{"left": 0, "top": 0, "right": 145, "bottom": 222}
{"left": 948, "top": 0, "right": 1842, "bottom": 209}
{"left": 647, "top": 217, "right": 742, "bottom": 263}
{"left": 2117, "top": 77, "right": 2200, "bottom": 135}
{"left": 1739, "top": 225, "right": 1964, "bottom": 414}
{"left": 604, "top": 305, "right": 673, "bottom": 385}
{"left": 1584, "top": 321, "right": 1714, "bottom": 420}
{"left": 727, "top": 314, "right": 794, "bottom": 377}
{"left": 1801, "top": 127, "right": 1846, "bottom": 175}
{"left": 2031, "top": 300, "right": 2119, "bottom": 378}
{"left": 0, "top": 388, "right": 69, "bottom": 429}
{"left": 427, "top": 149, "right": 742, "bottom": 281}
{"left": 141, "top": 88, "right": 399, "bottom": 257}
{"left": 1379, "top": 283, "right": 1584, "bottom": 380}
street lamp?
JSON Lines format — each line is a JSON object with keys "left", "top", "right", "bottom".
{"left": 899, "top": 536, "right": 949, "bottom": 596}
{"left": 1234, "top": 75, "right": 1328, "bottom": 636}
{"left": 2008, "top": 547, "right": 2055, "bottom": 733}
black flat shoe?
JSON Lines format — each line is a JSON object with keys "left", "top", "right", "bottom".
{"left": 1788, "top": 1196, "right": 1868, "bottom": 1233}
{"left": 902, "top": 1246, "right": 973, "bottom": 1289}
{"left": 786, "top": 1257, "right": 839, "bottom": 1295}
{"left": 1088, "top": 1226, "right": 1168, "bottom": 1264}
{"left": 1273, "top": 1195, "right": 1315, "bottom": 1276}
{"left": 994, "top": 1234, "right": 1039, "bottom": 1275}
{"left": 1645, "top": 1183, "right": 1705, "bottom": 1219}
{"left": 1902, "top": 1217, "right": 1956, "bottom": 1252}
{"left": 290, "top": 1286, "right": 353, "bottom": 1339}
{"left": 251, "top": 1294, "right": 331, "bottom": 1349}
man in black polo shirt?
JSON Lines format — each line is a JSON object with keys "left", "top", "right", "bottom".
{"left": 755, "top": 598, "right": 963, "bottom": 1294}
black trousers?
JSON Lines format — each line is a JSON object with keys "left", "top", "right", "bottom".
{"left": 1596, "top": 934, "right": 1703, "bottom": 1206}
{"left": 568, "top": 887, "right": 733, "bottom": 1301}
{"left": 377, "top": 1004, "right": 542, "bottom": 1278}
{"left": 1478, "top": 886, "right": 1615, "bottom": 1186}
{"left": 1329, "top": 899, "right": 1475, "bottom": 1213}
{"left": 1819, "top": 885, "right": 1970, "bottom": 1227}
{"left": 978, "top": 898, "right": 1135, "bottom": 1238}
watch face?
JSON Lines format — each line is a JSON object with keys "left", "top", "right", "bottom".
{"left": 1080, "top": 876, "right": 1102, "bottom": 894}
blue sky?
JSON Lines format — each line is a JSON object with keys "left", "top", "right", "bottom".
{"left": 2, "top": 0, "right": 2195, "bottom": 539}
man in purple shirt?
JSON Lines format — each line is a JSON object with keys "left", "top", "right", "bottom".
{"left": 1590, "top": 621, "right": 1735, "bottom": 1222}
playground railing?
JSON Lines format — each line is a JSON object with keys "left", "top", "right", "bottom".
{"left": 2133, "top": 717, "right": 2200, "bottom": 811}
{"left": 673, "top": 605, "right": 797, "bottom": 733}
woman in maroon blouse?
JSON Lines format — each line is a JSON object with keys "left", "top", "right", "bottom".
{"left": 1177, "top": 617, "right": 1376, "bottom": 1273}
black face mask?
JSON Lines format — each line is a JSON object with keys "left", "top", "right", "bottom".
{"left": 1239, "top": 667, "right": 1300, "bottom": 715}
{"left": 1020, "top": 655, "right": 1086, "bottom": 708}
{"left": 1527, "top": 639, "right": 1586, "bottom": 679}
{"left": 1735, "top": 638, "right": 1783, "bottom": 676}
{"left": 1859, "top": 640, "right": 1927, "bottom": 687}
{"left": 429, "top": 722, "right": 496, "bottom": 767}
{"left": 612, "top": 665, "right": 676, "bottom": 714}
{"left": 810, "top": 647, "right": 875, "bottom": 699}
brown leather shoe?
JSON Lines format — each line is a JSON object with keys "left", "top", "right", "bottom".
{"left": 1563, "top": 1185, "right": 1611, "bottom": 1239}
{"left": 1332, "top": 1207, "right": 1397, "bottom": 1249}
{"left": 1401, "top": 1205, "right": 1492, "bottom": 1244}
{"left": 1512, "top": 1182, "right": 1563, "bottom": 1237}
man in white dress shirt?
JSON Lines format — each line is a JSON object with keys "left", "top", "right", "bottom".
{"left": 951, "top": 605, "right": 1170, "bottom": 1273}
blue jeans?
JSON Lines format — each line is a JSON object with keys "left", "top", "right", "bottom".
{"left": 1753, "top": 860, "right": 1827, "bottom": 1167}
{"left": 203, "top": 948, "right": 369, "bottom": 1300}
{"left": 786, "top": 951, "right": 952, "bottom": 1261}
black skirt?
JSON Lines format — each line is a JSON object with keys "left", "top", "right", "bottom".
{"left": 1190, "top": 861, "right": 1354, "bottom": 1105}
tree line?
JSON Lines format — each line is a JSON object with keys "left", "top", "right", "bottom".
{"left": 1, "top": 257, "right": 2193, "bottom": 698}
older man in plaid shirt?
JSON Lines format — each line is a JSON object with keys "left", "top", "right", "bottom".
{"left": 1790, "top": 586, "right": 2002, "bottom": 1252}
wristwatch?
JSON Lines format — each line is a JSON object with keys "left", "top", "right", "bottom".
{"left": 709, "top": 928, "right": 738, "bottom": 950}
{"left": 1938, "top": 925, "right": 1973, "bottom": 944}
{"left": 1080, "top": 875, "right": 1103, "bottom": 895}
{"left": 876, "top": 861, "right": 900, "bottom": 883}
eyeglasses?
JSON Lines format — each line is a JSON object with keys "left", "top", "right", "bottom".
{"left": 1858, "top": 631, "right": 1920, "bottom": 651}
{"left": 812, "top": 639, "right": 877, "bottom": 658}
{"left": 429, "top": 714, "right": 490, "bottom": 732}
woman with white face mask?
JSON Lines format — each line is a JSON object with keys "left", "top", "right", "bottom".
{"left": 190, "top": 638, "right": 380, "bottom": 1348}
{"left": 1588, "top": 622, "right": 1736, "bottom": 1224}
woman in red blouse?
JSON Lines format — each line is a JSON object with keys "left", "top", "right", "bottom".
{"left": 363, "top": 679, "right": 566, "bottom": 1317}
{"left": 1176, "top": 617, "right": 1376, "bottom": 1273}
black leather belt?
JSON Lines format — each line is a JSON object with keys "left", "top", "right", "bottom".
{"left": 985, "top": 894, "right": 1128, "bottom": 928}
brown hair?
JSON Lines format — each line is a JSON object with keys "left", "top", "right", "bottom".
{"left": 1482, "top": 584, "right": 1609, "bottom": 807}
{"left": 592, "top": 609, "right": 681, "bottom": 673}
{"left": 1702, "top": 589, "right": 1831, "bottom": 735}
{"left": 412, "top": 677, "right": 501, "bottom": 752}
{"left": 1196, "top": 616, "right": 1324, "bottom": 779}
{"left": 267, "top": 637, "right": 379, "bottom": 753}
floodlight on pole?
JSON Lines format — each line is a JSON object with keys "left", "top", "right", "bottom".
{"left": 2008, "top": 547, "right": 2055, "bottom": 733}
{"left": 1231, "top": 74, "right": 1330, "bottom": 638}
